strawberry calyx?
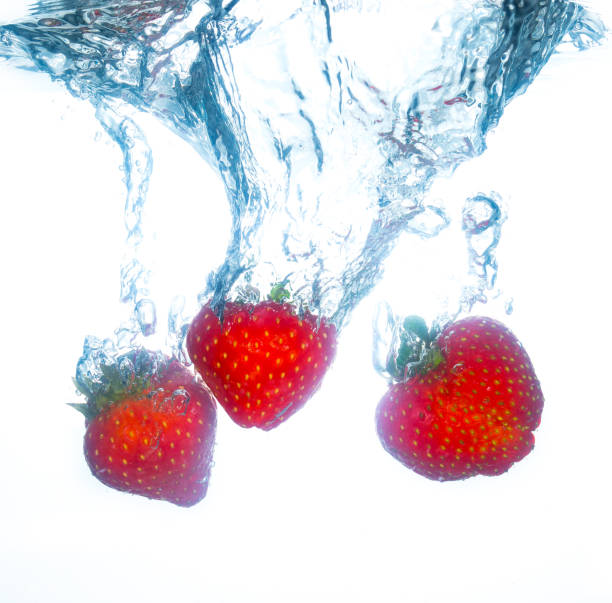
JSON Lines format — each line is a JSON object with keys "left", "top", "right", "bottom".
{"left": 69, "top": 347, "right": 168, "bottom": 421}
{"left": 265, "top": 282, "right": 325, "bottom": 325}
{"left": 390, "top": 315, "right": 444, "bottom": 382}
{"left": 217, "top": 282, "right": 331, "bottom": 330}
{"left": 268, "top": 282, "right": 291, "bottom": 303}
{"left": 231, "top": 281, "right": 292, "bottom": 307}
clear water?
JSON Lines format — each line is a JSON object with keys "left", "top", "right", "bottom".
{"left": 0, "top": 0, "right": 606, "bottom": 376}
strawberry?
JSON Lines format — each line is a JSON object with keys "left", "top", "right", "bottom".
{"left": 71, "top": 348, "right": 216, "bottom": 507}
{"left": 376, "top": 316, "right": 544, "bottom": 481}
{"left": 186, "top": 297, "right": 337, "bottom": 430}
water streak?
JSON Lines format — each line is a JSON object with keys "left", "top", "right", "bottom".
{"left": 0, "top": 0, "right": 606, "bottom": 356}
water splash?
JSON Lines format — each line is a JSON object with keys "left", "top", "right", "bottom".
{"left": 187, "top": 0, "right": 606, "bottom": 328}
{"left": 460, "top": 192, "right": 505, "bottom": 310}
{"left": 0, "top": 0, "right": 607, "bottom": 363}
{"left": 95, "top": 102, "right": 153, "bottom": 319}
{"left": 371, "top": 189, "right": 508, "bottom": 383}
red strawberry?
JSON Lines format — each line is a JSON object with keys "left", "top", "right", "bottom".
{"left": 186, "top": 299, "right": 337, "bottom": 430}
{"left": 72, "top": 349, "right": 216, "bottom": 507}
{"left": 376, "top": 316, "right": 544, "bottom": 480}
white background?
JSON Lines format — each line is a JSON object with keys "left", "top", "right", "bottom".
{"left": 1, "top": 2, "right": 612, "bottom": 602}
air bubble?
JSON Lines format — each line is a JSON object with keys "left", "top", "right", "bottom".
{"left": 135, "top": 299, "right": 157, "bottom": 337}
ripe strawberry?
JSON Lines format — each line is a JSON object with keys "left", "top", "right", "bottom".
{"left": 186, "top": 299, "right": 337, "bottom": 430}
{"left": 376, "top": 316, "right": 544, "bottom": 480}
{"left": 71, "top": 349, "right": 216, "bottom": 507}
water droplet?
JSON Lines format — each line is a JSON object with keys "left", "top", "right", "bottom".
{"left": 171, "top": 388, "right": 191, "bottom": 416}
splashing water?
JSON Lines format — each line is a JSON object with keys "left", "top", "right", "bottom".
{"left": 372, "top": 190, "right": 508, "bottom": 382}
{"left": 0, "top": 0, "right": 607, "bottom": 381}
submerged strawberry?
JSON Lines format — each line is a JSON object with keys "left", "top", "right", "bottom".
{"left": 376, "top": 316, "right": 544, "bottom": 481}
{"left": 186, "top": 296, "right": 337, "bottom": 430}
{"left": 71, "top": 348, "right": 216, "bottom": 507}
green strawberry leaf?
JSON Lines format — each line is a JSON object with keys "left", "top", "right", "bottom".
{"left": 391, "top": 315, "right": 446, "bottom": 381}
{"left": 72, "top": 348, "right": 166, "bottom": 417}
{"left": 402, "top": 315, "right": 431, "bottom": 344}
{"left": 67, "top": 402, "right": 97, "bottom": 421}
